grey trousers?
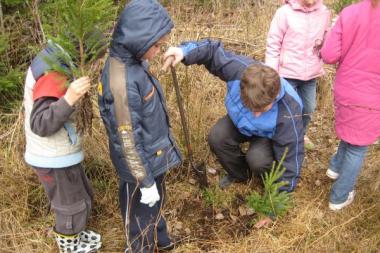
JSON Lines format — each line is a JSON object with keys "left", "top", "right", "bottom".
{"left": 208, "top": 115, "right": 274, "bottom": 181}
{"left": 33, "top": 163, "right": 94, "bottom": 235}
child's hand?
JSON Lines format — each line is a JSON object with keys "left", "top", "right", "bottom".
{"left": 64, "top": 76, "right": 91, "bottom": 106}
{"left": 162, "top": 47, "right": 184, "bottom": 71}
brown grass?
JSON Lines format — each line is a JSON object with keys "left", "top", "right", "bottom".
{"left": 1, "top": 1, "right": 379, "bottom": 252}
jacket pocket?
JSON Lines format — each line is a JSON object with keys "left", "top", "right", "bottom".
{"left": 52, "top": 200, "right": 88, "bottom": 234}
{"left": 146, "top": 142, "right": 173, "bottom": 171}
{"left": 142, "top": 85, "right": 158, "bottom": 116}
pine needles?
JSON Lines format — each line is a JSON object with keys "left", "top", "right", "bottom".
{"left": 246, "top": 149, "right": 292, "bottom": 219}
{"left": 44, "top": 0, "right": 115, "bottom": 134}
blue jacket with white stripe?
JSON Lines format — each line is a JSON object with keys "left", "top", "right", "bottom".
{"left": 98, "top": 0, "right": 182, "bottom": 187}
{"left": 180, "top": 40, "right": 304, "bottom": 192}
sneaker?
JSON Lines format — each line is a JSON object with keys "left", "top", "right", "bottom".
{"left": 326, "top": 168, "right": 339, "bottom": 180}
{"left": 329, "top": 191, "right": 355, "bottom": 211}
{"left": 304, "top": 135, "right": 315, "bottom": 150}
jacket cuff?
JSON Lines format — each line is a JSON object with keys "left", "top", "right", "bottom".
{"left": 57, "top": 97, "right": 75, "bottom": 119}
{"left": 141, "top": 175, "right": 155, "bottom": 188}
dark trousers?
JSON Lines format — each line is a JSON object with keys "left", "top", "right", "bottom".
{"left": 119, "top": 174, "right": 171, "bottom": 253}
{"left": 208, "top": 115, "right": 274, "bottom": 181}
{"left": 33, "top": 164, "right": 94, "bottom": 235}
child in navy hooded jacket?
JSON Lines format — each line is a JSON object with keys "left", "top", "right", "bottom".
{"left": 98, "top": 1, "right": 182, "bottom": 252}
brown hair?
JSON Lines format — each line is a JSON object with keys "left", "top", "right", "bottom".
{"left": 240, "top": 64, "right": 280, "bottom": 111}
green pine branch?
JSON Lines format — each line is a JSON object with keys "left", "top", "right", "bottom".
{"left": 40, "top": 0, "right": 116, "bottom": 134}
{"left": 246, "top": 148, "right": 292, "bottom": 219}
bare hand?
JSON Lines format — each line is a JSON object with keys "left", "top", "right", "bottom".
{"left": 64, "top": 76, "right": 91, "bottom": 106}
{"left": 162, "top": 47, "right": 184, "bottom": 71}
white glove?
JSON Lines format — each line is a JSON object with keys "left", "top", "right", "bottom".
{"left": 162, "top": 47, "right": 184, "bottom": 71}
{"left": 140, "top": 182, "right": 160, "bottom": 207}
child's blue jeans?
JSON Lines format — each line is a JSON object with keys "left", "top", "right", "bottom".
{"left": 329, "top": 140, "right": 368, "bottom": 204}
{"left": 285, "top": 78, "right": 317, "bottom": 130}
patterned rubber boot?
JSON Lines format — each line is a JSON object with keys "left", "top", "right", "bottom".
{"left": 54, "top": 231, "right": 101, "bottom": 253}
{"left": 79, "top": 230, "right": 101, "bottom": 244}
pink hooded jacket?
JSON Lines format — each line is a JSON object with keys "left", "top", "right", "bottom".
{"left": 265, "top": 0, "right": 331, "bottom": 81}
{"left": 321, "top": 0, "right": 380, "bottom": 146}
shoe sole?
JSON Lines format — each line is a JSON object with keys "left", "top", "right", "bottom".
{"left": 326, "top": 169, "right": 339, "bottom": 180}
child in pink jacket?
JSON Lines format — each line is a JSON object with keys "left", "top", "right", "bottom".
{"left": 265, "top": 0, "right": 331, "bottom": 149}
{"left": 320, "top": 0, "right": 380, "bottom": 211}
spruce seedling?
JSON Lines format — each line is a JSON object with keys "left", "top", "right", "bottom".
{"left": 246, "top": 149, "right": 292, "bottom": 219}
{"left": 43, "top": 0, "right": 115, "bottom": 134}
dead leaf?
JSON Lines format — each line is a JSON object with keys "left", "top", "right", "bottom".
{"left": 215, "top": 213, "right": 224, "bottom": 220}
{"left": 230, "top": 214, "right": 238, "bottom": 223}
{"left": 238, "top": 206, "right": 247, "bottom": 216}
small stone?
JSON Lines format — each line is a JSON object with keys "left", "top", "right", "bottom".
{"left": 315, "top": 179, "right": 322, "bottom": 186}
{"left": 215, "top": 213, "right": 224, "bottom": 220}
{"left": 207, "top": 167, "right": 217, "bottom": 175}
{"left": 189, "top": 178, "right": 196, "bottom": 185}
{"left": 185, "top": 228, "right": 191, "bottom": 235}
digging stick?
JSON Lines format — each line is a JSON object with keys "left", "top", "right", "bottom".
{"left": 168, "top": 64, "right": 208, "bottom": 189}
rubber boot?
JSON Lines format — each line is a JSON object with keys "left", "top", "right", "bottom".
{"left": 79, "top": 230, "right": 101, "bottom": 244}
{"left": 54, "top": 231, "right": 101, "bottom": 253}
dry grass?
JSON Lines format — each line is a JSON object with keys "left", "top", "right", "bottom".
{"left": 1, "top": 1, "right": 379, "bottom": 253}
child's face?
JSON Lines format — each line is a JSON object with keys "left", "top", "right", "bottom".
{"left": 142, "top": 34, "right": 169, "bottom": 61}
{"left": 301, "top": 0, "right": 317, "bottom": 7}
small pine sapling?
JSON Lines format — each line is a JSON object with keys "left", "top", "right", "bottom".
{"left": 43, "top": 0, "right": 115, "bottom": 134}
{"left": 246, "top": 149, "right": 292, "bottom": 220}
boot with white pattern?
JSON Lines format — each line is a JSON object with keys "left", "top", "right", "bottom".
{"left": 79, "top": 230, "right": 101, "bottom": 244}
{"left": 54, "top": 231, "right": 101, "bottom": 253}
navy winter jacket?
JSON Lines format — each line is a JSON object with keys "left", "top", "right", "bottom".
{"left": 180, "top": 40, "right": 304, "bottom": 192}
{"left": 98, "top": 0, "right": 182, "bottom": 187}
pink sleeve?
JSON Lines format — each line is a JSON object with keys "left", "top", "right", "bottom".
{"left": 320, "top": 15, "right": 343, "bottom": 64}
{"left": 265, "top": 8, "right": 287, "bottom": 72}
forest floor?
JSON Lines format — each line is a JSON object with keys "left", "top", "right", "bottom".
{"left": 1, "top": 1, "right": 379, "bottom": 253}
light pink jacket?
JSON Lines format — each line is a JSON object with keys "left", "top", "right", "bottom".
{"left": 265, "top": 0, "right": 330, "bottom": 80}
{"left": 321, "top": 0, "right": 380, "bottom": 146}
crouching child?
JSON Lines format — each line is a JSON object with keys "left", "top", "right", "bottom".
{"left": 163, "top": 39, "right": 304, "bottom": 194}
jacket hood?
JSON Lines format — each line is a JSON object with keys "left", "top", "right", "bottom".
{"left": 110, "top": 0, "right": 173, "bottom": 61}
{"left": 31, "top": 40, "right": 73, "bottom": 81}
{"left": 283, "top": 0, "right": 323, "bottom": 12}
